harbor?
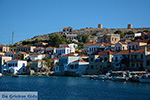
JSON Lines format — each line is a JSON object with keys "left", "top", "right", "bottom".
{"left": 0, "top": 76, "right": 150, "bottom": 100}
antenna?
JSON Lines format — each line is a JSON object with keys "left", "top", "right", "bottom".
{"left": 12, "top": 31, "right": 14, "bottom": 44}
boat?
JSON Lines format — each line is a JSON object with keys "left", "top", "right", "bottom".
{"left": 139, "top": 74, "right": 150, "bottom": 83}
{"left": 0, "top": 73, "right": 2, "bottom": 77}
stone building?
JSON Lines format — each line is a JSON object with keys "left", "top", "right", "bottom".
{"left": 97, "top": 33, "right": 120, "bottom": 44}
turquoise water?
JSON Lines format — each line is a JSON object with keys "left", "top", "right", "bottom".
{"left": 0, "top": 76, "right": 150, "bottom": 100}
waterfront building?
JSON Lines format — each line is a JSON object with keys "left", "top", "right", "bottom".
{"left": 55, "top": 54, "right": 80, "bottom": 75}
{"left": 127, "top": 41, "right": 147, "bottom": 50}
{"left": 15, "top": 51, "right": 29, "bottom": 60}
{"left": 86, "top": 50, "right": 114, "bottom": 75}
{"left": 0, "top": 45, "right": 10, "bottom": 52}
{"left": 34, "top": 47, "right": 45, "bottom": 54}
{"left": 115, "top": 42, "right": 127, "bottom": 51}
{"left": 146, "top": 55, "right": 150, "bottom": 71}
{"left": 113, "top": 50, "right": 131, "bottom": 70}
{"left": 97, "top": 33, "right": 120, "bottom": 44}
{"left": 5, "top": 51, "right": 16, "bottom": 59}
{"left": 2, "top": 59, "right": 27, "bottom": 74}
{"left": 34, "top": 42, "right": 48, "bottom": 47}
{"left": 129, "top": 47, "right": 150, "bottom": 70}
{"left": 0, "top": 55, "right": 12, "bottom": 73}
{"left": 29, "top": 59, "right": 46, "bottom": 72}
{"left": 67, "top": 59, "right": 89, "bottom": 76}
{"left": 17, "top": 45, "right": 36, "bottom": 53}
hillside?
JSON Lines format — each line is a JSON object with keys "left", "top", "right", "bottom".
{"left": 14, "top": 27, "right": 150, "bottom": 45}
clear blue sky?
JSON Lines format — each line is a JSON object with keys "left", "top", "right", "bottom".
{"left": 0, "top": 0, "right": 150, "bottom": 45}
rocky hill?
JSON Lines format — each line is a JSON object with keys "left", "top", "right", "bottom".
{"left": 14, "top": 27, "right": 150, "bottom": 45}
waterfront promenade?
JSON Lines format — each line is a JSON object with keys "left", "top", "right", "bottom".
{"left": 0, "top": 76, "right": 150, "bottom": 100}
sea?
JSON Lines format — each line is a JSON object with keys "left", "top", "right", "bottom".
{"left": 0, "top": 76, "right": 150, "bottom": 100}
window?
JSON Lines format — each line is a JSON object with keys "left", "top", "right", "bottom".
{"left": 115, "top": 38, "right": 116, "bottom": 41}
{"left": 112, "top": 38, "right": 113, "bottom": 41}
{"left": 115, "top": 57, "right": 118, "bottom": 62}
{"left": 91, "top": 58, "right": 93, "bottom": 61}
{"left": 132, "top": 63, "right": 135, "bottom": 67}
{"left": 147, "top": 60, "right": 150, "bottom": 66}
{"left": 104, "top": 57, "right": 107, "bottom": 62}
{"left": 91, "top": 65, "right": 94, "bottom": 69}
{"left": 123, "top": 47, "right": 124, "bottom": 50}
{"left": 141, "top": 54, "right": 143, "bottom": 59}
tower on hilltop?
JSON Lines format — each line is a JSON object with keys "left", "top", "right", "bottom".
{"left": 98, "top": 24, "right": 102, "bottom": 29}
{"left": 127, "top": 24, "right": 132, "bottom": 29}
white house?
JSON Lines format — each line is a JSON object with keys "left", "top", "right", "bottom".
{"left": 67, "top": 59, "right": 89, "bottom": 76}
{"left": 5, "top": 51, "right": 16, "bottom": 59}
{"left": 55, "top": 54, "right": 80, "bottom": 75}
{"left": 26, "top": 54, "right": 45, "bottom": 61}
{"left": 59, "top": 43, "right": 77, "bottom": 53}
{"left": 2, "top": 59, "right": 27, "bottom": 74}
{"left": 56, "top": 47, "right": 71, "bottom": 57}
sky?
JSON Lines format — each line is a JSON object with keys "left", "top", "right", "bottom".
{"left": 0, "top": 0, "right": 150, "bottom": 45}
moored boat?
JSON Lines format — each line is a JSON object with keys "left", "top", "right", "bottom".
{"left": 139, "top": 74, "right": 150, "bottom": 83}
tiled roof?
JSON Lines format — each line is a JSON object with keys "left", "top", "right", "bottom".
{"left": 19, "top": 51, "right": 28, "bottom": 54}
{"left": 0, "top": 45, "right": 7, "bottom": 47}
{"left": 9, "top": 59, "right": 25, "bottom": 61}
{"left": 50, "top": 57, "right": 59, "bottom": 60}
{"left": 0, "top": 51, "right": 4, "bottom": 53}
{"left": 120, "top": 42, "right": 127, "bottom": 45}
{"left": 0, "top": 55, "right": 10, "bottom": 57}
{"left": 78, "top": 54, "right": 88, "bottom": 57}
{"left": 35, "top": 47, "right": 45, "bottom": 49}
{"left": 31, "top": 59, "right": 44, "bottom": 62}
{"left": 6, "top": 51, "right": 16, "bottom": 54}
{"left": 98, "top": 50, "right": 114, "bottom": 55}
{"left": 46, "top": 47, "right": 56, "bottom": 49}
{"left": 131, "top": 48, "right": 150, "bottom": 54}
{"left": 114, "top": 50, "right": 133, "bottom": 55}
{"left": 62, "top": 54, "right": 77, "bottom": 57}
{"left": 67, "top": 27, "right": 72, "bottom": 29}
{"left": 72, "top": 59, "right": 86, "bottom": 63}
{"left": 128, "top": 41, "right": 146, "bottom": 44}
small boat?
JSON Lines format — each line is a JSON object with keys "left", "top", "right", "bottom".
{"left": 139, "top": 74, "right": 150, "bottom": 83}
{"left": 0, "top": 73, "right": 2, "bottom": 77}
{"left": 129, "top": 76, "right": 139, "bottom": 82}
{"left": 12, "top": 75, "right": 19, "bottom": 77}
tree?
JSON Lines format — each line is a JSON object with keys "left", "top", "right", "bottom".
{"left": 45, "top": 59, "right": 51, "bottom": 68}
{"left": 114, "top": 30, "right": 124, "bottom": 38}
{"left": 125, "top": 31, "right": 134, "bottom": 35}
{"left": 82, "top": 35, "right": 89, "bottom": 43}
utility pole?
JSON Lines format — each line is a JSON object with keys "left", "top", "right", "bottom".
{"left": 12, "top": 31, "right": 14, "bottom": 44}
